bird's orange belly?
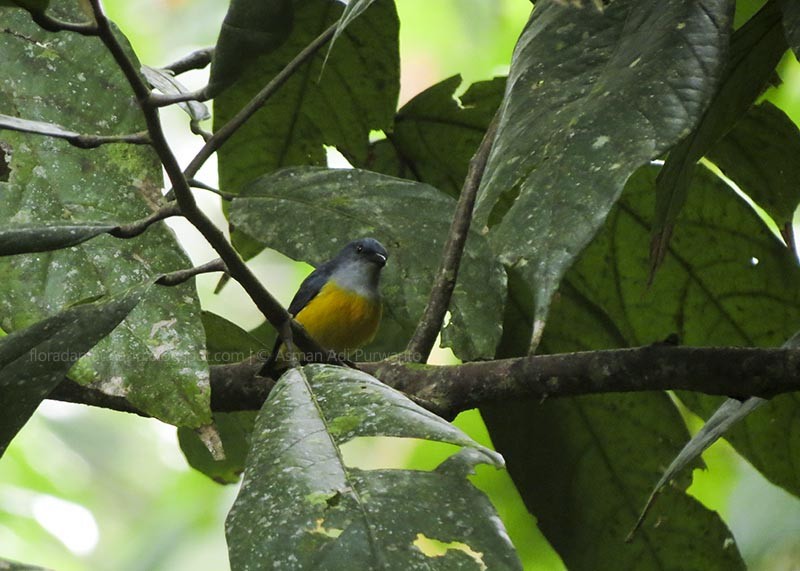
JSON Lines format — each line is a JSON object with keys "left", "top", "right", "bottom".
{"left": 294, "top": 281, "right": 382, "bottom": 354}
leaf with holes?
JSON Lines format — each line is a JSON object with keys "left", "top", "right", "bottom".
{"left": 473, "top": 0, "right": 734, "bottom": 345}
{"left": 0, "top": 283, "right": 147, "bottom": 458}
{"left": 0, "top": 9, "right": 210, "bottom": 428}
{"left": 229, "top": 167, "right": 505, "bottom": 360}
{"left": 226, "top": 364, "right": 521, "bottom": 570}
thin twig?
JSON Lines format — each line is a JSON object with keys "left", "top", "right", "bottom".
{"left": 86, "top": 0, "right": 328, "bottom": 361}
{"left": 0, "top": 113, "right": 150, "bottom": 148}
{"left": 29, "top": 11, "right": 98, "bottom": 35}
{"left": 162, "top": 47, "right": 214, "bottom": 76}
{"left": 70, "top": 131, "right": 150, "bottom": 148}
{"left": 402, "top": 114, "right": 500, "bottom": 363}
{"left": 181, "top": 22, "right": 338, "bottom": 181}
{"left": 156, "top": 258, "right": 227, "bottom": 286}
{"left": 188, "top": 178, "right": 236, "bottom": 201}
{"left": 149, "top": 89, "right": 208, "bottom": 107}
{"left": 109, "top": 202, "right": 182, "bottom": 239}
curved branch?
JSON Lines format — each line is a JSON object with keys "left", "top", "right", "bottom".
{"left": 403, "top": 114, "right": 499, "bottom": 362}
{"left": 49, "top": 346, "right": 800, "bottom": 420}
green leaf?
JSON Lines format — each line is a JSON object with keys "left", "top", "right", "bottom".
{"left": 364, "top": 75, "right": 505, "bottom": 198}
{"left": 178, "top": 411, "right": 257, "bottom": 485}
{"left": 229, "top": 167, "right": 506, "bottom": 360}
{"left": 0, "top": 11, "right": 210, "bottom": 428}
{"left": 484, "top": 162, "right": 800, "bottom": 569}
{"left": 473, "top": 0, "right": 735, "bottom": 343}
{"left": 781, "top": 0, "right": 800, "bottom": 57}
{"left": 0, "top": 283, "right": 147, "bottom": 458}
{"left": 330, "top": 0, "right": 375, "bottom": 48}
{"left": 201, "top": 310, "right": 270, "bottom": 365}
{"left": 550, "top": 164, "right": 800, "bottom": 351}
{"left": 679, "top": 384, "right": 800, "bottom": 501}
{"left": 226, "top": 364, "right": 520, "bottom": 570}
{"left": 650, "top": 2, "right": 787, "bottom": 274}
{"left": 707, "top": 101, "right": 800, "bottom": 237}
{"left": 0, "top": 223, "right": 116, "bottom": 255}
{"left": 483, "top": 393, "right": 744, "bottom": 571}
{"left": 559, "top": 163, "right": 800, "bottom": 502}
{"left": 207, "top": 0, "right": 294, "bottom": 96}
{"left": 214, "top": 0, "right": 399, "bottom": 195}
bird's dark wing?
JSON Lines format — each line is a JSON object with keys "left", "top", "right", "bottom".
{"left": 259, "top": 262, "right": 334, "bottom": 376}
{"left": 287, "top": 262, "right": 333, "bottom": 316}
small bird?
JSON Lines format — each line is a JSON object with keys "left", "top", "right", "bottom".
{"left": 260, "top": 237, "right": 388, "bottom": 374}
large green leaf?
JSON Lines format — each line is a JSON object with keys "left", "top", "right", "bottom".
{"left": 226, "top": 364, "right": 520, "bottom": 570}
{"left": 0, "top": 10, "right": 210, "bottom": 428}
{"left": 214, "top": 0, "right": 399, "bottom": 197}
{"left": 483, "top": 163, "right": 800, "bottom": 569}
{"left": 651, "top": 2, "right": 787, "bottom": 273}
{"left": 207, "top": 0, "right": 294, "bottom": 96}
{"left": 473, "top": 0, "right": 734, "bottom": 343}
{"left": 363, "top": 75, "right": 505, "bottom": 198}
{"left": 0, "top": 283, "right": 147, "bottom": 458}
{"left": 707, "top": 101, "right": 800, "bottom": 239}
{"left": 551, "top": 165, "right": 800, "bottom": 350}
{"left": 330, "top": 0, "right": 375, "bottom": 47}
{"left": 556, "top": 163, "right": 800, "bottom": 500}
{"left": 483, "top": 393, "right": 744, "bottom": 571}
{"left": 229, "top": 167, "right": 505, "bottom": 360}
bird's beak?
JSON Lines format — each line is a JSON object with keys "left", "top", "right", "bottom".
{"left": 372, "top": 252, "right": 387, "bottom": 267}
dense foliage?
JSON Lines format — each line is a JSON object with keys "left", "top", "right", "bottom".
{"left": 2, "top": 0, "right": 800, "bottom": 569}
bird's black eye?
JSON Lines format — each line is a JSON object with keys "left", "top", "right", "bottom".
{"left": 356, "top": 245, "right": 364, "bottom": 253}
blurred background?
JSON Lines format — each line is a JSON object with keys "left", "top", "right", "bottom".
{"left": 2, "top": 0, "right": 800, "bottom": 569}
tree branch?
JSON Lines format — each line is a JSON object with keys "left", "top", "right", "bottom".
{"left": 403, "top": 114, "right": 500, "bottom": 362}
{"left": 48, "top": 346, "right": 800, "bottom": 420}
{"left": 110, "top": 202, "right": 181, "bottom": 238}
{"left": 87, "top": 0, "right": 328, "bottom": 361}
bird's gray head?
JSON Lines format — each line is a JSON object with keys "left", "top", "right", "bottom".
{"left": 329, "top": 238, "right": 388, "bottom": 296}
